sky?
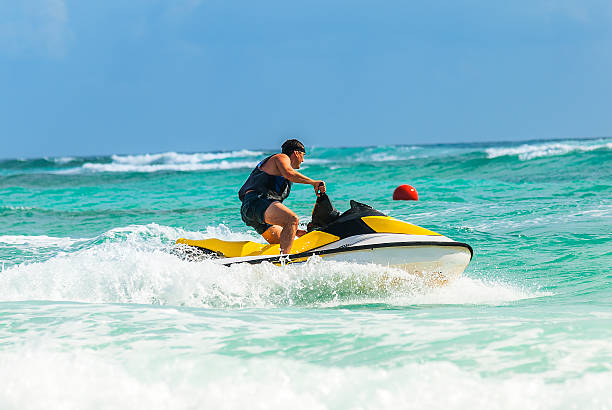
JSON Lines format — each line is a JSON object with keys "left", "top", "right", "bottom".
{"left": 1, "top": 0, "right": 611, "bottom": 158}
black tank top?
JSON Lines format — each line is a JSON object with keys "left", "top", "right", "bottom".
{"left": 238, "top": 155, "right": 293, "bottom": 202}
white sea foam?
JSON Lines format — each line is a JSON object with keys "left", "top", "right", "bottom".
{"left": 486, "top": 140, "right": 612, "bottom": 160}
{"left": 395, "top": 276, "right": 551, "bottom": 305}
{"left": 52, "top": 156, "right": 75, "bottom": 164}
{"left": 0, "top": 224, "right": 544, "bottom": 308}
{"left": 0, "top": 205, "right": 34, "bottom": 211}
{"left": 0, "top": 347, "right": 610, "bottom": 410}
{"left": 81, "top": 160, "right": 259, "bottom": 173}
{"left": 370, "top": 153, "right": 400, "bottom": 161}
{"left": 352, "top": 146, "right": 421, "bottom": 163}
{"left": 0, "top": 235, "right": 79, "bottom": 248}
{"left": 110, "top": 150, "right": 263, "bottom": 165}
{"left": 65, "top": 150, "right": 264, "bottom": 173}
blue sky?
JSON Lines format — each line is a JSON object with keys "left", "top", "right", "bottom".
{"left": 1, "top": 0, "right": 611, "bottom": 158}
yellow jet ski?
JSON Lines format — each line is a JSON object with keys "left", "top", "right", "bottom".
{"left": 175, "top": 195, "right": 473, "bottom": 279}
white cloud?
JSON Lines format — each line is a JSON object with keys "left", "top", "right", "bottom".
{"left": 0, "top": 0, "right": 71, "bottom": 58}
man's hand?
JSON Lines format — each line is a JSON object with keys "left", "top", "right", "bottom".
{"left": 313, "top": 181, "right": 326, "bottom": 196}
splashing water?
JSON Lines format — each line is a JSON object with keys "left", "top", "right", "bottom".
{"left": 1, "top": 138, "right": 611, "bottom": 409}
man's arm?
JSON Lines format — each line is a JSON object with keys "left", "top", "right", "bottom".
{"left": 273, "top": 154, "right": 315, "bottom": 184}
{"left": 273, "top": 154, "right": 326, "bottom": 195}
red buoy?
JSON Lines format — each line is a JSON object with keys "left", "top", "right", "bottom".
{"left": 393, "top": 184, "right": 418, "bottom": 200}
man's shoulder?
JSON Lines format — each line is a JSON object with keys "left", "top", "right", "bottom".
{"left": 260, "top": 153, "right": 285, "bottom": 174}
{"left": 267, "top": 153, "right": 289, "bottom": 165}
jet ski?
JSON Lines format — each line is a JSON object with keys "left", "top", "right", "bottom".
{"left": 175, "top": 194, "right": 473, "bottom": 280}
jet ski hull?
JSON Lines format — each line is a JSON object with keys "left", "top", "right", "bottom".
{"left": 202, "top": 239, "right": 473, "bottom": 281}
{"left": 310, "top": 242, "right": 472, "bottom": 279}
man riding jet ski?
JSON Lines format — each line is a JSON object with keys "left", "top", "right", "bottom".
{"left": 175, "top": 194, "right": 473, "bottom": 280}
{"left": 238, "top": 138, "right": 326, "bottom": 254}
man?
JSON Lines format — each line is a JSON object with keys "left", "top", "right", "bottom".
{"left": 239, "top": 139, "right": 326, "bottom": 254}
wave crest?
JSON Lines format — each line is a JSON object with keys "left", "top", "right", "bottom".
{"left": 110, "top": 150, "right": 263, "bottom": 165}
{"left": 485, "top": 141, "right": 612, "bottom": 160}
{"left": 80, "top": 160, "right": 259, "bottom": 173}
{"left": 74, "top": 150, "right": 263, "bottom": 173}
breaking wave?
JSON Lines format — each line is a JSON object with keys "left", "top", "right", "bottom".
{"left": 2, "top": 139, "right": 611, "bottom": 176}
{"left": 80, "top": 160, "right": 259, "bottom": 173}
{"left": 109, "top": 150, "right": 263, "bottom": 164}
{"left": 79, "top": 150, "right": 264, "bottom": 173}
{"left": 0, "top": 224, "right": 547, "bottom": 308}
{"left": 485, "top": 140, "right": 612, "bottom": 160}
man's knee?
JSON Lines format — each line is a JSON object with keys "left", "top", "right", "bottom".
{"left": 284, "top": 212, "right": 299, "bottom": 227}
{"left": 283, "top": 212, "right": 300, "bottom": 227}
{"left": 264, "top": 202, "right": 299, "bottom": 227}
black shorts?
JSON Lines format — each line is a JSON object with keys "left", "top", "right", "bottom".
{"left": 240, "top": 192, "right": 275, "bottom": 235}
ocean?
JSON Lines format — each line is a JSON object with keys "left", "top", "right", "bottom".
{"left": 1, "top": 138, "right": 611, "bottom": 409}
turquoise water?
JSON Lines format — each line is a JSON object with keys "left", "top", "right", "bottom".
{"left": 1, "top": 138, "right": 611, "bottom": 409}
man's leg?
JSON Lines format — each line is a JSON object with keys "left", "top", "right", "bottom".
{"left": 261, "top": 225, "right": 282, "bottom": 244}
{"left": 263, "top": 202, "right": 299, "bottom": 254}
{"left": 261, "top": 226, "right": 306, "bottom": 245}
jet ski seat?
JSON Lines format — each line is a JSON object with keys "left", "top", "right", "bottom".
{"left": 175, "top": 230, "right": 340, "bottom": 258}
